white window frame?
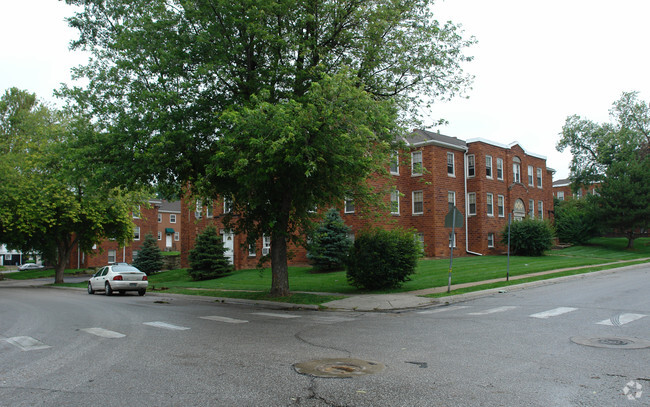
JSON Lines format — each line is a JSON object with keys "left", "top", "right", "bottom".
{"left": 157, "top": 213, "right": 162, "bottom": 223}
{"left": 157, "top": 231, "right": 162, "bottom": 240}
{"left": 529, "top": 199, "right": 535, "bottom": 218}
{"left": 487, "top": 233, "right": 495, "bottom": 248}
{"left": 223, "top": 197, "right": 233, "bottom": 214}
{"left": 415, "top": 233, "right": 425, "bottom": 252}
{"left": 344, "top": 198, "right": 355, "bottom": 214}
{"left": 262, "top": 235, "right": 272, "bottom": 256}
{"left": 134, "top": 226, "right": 141, "bottom": 241}
{"left": 448, "top": 191, "right": 456, "bottom": 205}
{"left": 206, "top": 201, "right": 214, "bottom": 218}
{"left": 467, "top": 154, "right": 475, "bottom": 177}
{"left": 486, "top": 193, "right": 493, "bottom": 217}
{"left": 447, "top": 152, "right": 455, "bottom": 176}
{"left": 174, "top": 232, "right": 179, "bottom": 241}
{"left": 108, "top": 250, "right": 116, "bottom": 264}
{"left": 390, "top": 151, "right": 399, "bottom": 175}
{"left": 390, "top": 190, "right": 400, "bottom": 215}
{"left": 132, "top": 205, "right": 141, "bottom": 219}
{"left": 538, "top": 200, "right": 544, "bottom": 219}
{"left": 528, "top": 165, "right": 534, "bottom": 186}
{"left": 411, "top": 151, "right": 423, "bottom": 176}
{"left": 557, "top": 191, "right": 564, "bottom": 201}
{"left": 496, "top": 158, "right": 504, "bottom": 180}
{"left": 537, "top": 168, "right": 543, "bottom": 188}
{"left": 497, "top": 195, "right": 505, "bottom": 217}
{"left": 170, "top": 214, "right": 176, "bottom": 223}
{"left": 412, "top": 191, "right": 424, "bottom": 215}
{"left": 467, "top": 192, "right": 476, "bottom": 216}
{"left": 195, "top": 200, "right": 202, "bottom": 219}
{"left": 248, "top": 244, "right": 256, "bottom": 257}
{"left": 486, "top": 155, "right": 493, "bottom": 179}
{"left": 513, "top": 163, "right": 521, "bottom": 183}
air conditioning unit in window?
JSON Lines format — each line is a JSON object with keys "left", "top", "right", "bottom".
{"left": 262, "top": 248, "right": 270, "bottom": 256}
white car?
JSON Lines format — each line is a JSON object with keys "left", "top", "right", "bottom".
{"left": 18, "top": 263, "right": 45, "bottom": 271}
{"left": 88, "top": 263, "right": 148, "bottom": 296}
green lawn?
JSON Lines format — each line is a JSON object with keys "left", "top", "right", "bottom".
{"left": 9, "top": 237, "right": 650, "bottom": 305}
{"left": 1, "top": 268, "right": 88, "bottom": 280}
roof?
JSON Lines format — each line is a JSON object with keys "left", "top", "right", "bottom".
{"left": 465, "top": 137, "right": 547, "bottom": 160}
{"left": 553, "top": 178, "right": 571, "bottom": 187}
{"left": 157, "top": 200, "right": 181, "bottom": 213}
{"left": 404, "top": 129, "right": 468, "bottom": 151}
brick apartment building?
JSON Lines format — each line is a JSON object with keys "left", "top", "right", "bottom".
{"left": 552, "top": 178, "right": 599, "bottom": 201}
{"left": 68, "top": 199, "right": 181, "bottom": 269}
{"left": 180, "top": 129, "right": 555, "bottom": 270}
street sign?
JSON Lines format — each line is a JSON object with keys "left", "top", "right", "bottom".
{"left": 444, "top": 204, "right": 464, "bottom": 228}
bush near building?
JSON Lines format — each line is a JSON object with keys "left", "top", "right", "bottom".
{"left": 188, "top": 226, "right": 232, "bottom": 281}
{"left": 502, "top": 218, "right": 555, "bottom": 256}
{"left": 307, "top": 208, "right": 353, "bottom": 272}
{"left": 132, "top": 233, "right": 164, "bottom": 275}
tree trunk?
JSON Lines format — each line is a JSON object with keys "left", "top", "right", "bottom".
{"left": 269, "top": 236, "right": 289, "bottom": 297}
{"left": 54, "top": 236, "right": 73, "bottom": 284}
{"left": 626, "top": 231, "right": 635, "bottom": 249}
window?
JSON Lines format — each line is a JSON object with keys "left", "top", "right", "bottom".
{"left": 412, "top": 191, "right": 423, "bottom": 215}
{"left": 411, "top": 151, "right": 423, "bottom": 176}
{"left": 132, "top": 251, "right": 138, "bottom": 260}
{"left": 467, "top": 154, "right": 475, "bottom": 177}
{"left": 223, "top": 197, "right": 233, "bottom": 214}
{"left": 497, "top": 195, "right": 505, "bottom": 217}
{"left": 262, "top": 235, "right": 271, "bottom": 256}
{"left": 538, "top": 201, "right": 543, "bottom": 219}
{"left": 108, "top": 250, "right": 116, "bottom": 264}
{"left": 195, "top": 200, "right": 202, "bottom": 219}
{"left": 157, "top": 213, "right": 162, "bottom": 223}
{"left": 496, "top": 158, "right": 504, "bottom": 180}
{"left": 528, "top": 165, "right": 534, "bottom": 186}
{"left": 488, "top": 233, "right": 495, "bottom": 248}
{"left": 414, "top": 233, "right": 425, "bottom": 252}
{"left": 557, "top": 191, "right": 564, "bottom": 201}
{"left": 449, "top": 232, "right": 456, "bottom": 248}
{"left": 390, "top": 190, "right": 400, "bottom": 215}
{"left": 486, "top": 155, "right": 493, "bottom": 178}
{"left": 174, "top": 232, "right": 179, "bottom": 241}
{"left": 132, "top": 205, "right": 141, "bottom": 219}
{"left": 486, "top": 193, "right": 493, "bottom": 216}
{"left": 134, "top": 226, "right": 140, "bottom": 240}
{"left": 170, "top": 214, "right": 176, "bottom": 223}
{"left": 248, "top": 244, "right": 256, "bottom": 257}
{"left": 157, "top": 231, "right": 162, "bottom": 240}
{"left": 447, "top": 152, "right": 455, "bottom": 176}
{"left": 537, "top": 168, "right": 543, "bottom": 188}
{"left": 344, "top": 198, "right": 355, "bottom": 214}
{"left": 448, "top": 191, "right": 456, "bottom": 205}
{"left": 206, "top": 201, "right": 213, "bottom": 218}
{"left": 529, "top": 199, "right": 535, "bottom": 218}
{"left": 390, "top": 152, "right": 399, "bottom": 175}
{"left": 468, "top": 192, "right": 476, "bottom": 215}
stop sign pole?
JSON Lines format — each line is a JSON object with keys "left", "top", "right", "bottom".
{"left": 444, "top": 204, "right": 463, "bottom": 293}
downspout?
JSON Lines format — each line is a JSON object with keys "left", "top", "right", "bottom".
{"left": 464, "top": 150, "right": 482, "bottom": 256}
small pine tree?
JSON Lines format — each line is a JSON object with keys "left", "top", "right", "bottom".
{"left": 307, "top": 208, "right": 353, "bottom": 271}
{"left": 132, "top": 233, "right": 163, "bottom": 275}
{"left": 188, "top": 226, "right": 232, "bottom": 281}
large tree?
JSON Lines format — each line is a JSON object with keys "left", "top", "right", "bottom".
{"left": 0, "top": 88, "right": 145, "bottom": 283}
{"left": 62, "top": 0, "right": 475, "bottom": 295}
{"left": 557, "top": 91, "right": 650, "bottom": 248}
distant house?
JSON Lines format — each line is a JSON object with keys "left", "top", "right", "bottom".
{"left": 1, "top": 245, "right": 22, "bottom": 266}
{"left": 552, "top": 178, "right": 600, "bottom": 201}
{"left": 156, "top": 200, "right": 181, "bottom": 252}
{"left": 180, "top": 129, "right": 556, "bottom": 270}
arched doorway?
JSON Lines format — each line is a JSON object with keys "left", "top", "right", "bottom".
{"left": 513, "top": 199, "right": 526, "bottom": 221}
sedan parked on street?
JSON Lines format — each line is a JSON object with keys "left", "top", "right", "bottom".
{"left": 88, "top": 263, "right": 148, "bottom": 296}
{"left": 18, "top": 263, "right": 45, "bottom": 271}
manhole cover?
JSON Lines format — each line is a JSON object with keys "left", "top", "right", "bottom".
{"left": 294, "top": 358, "right": 385, "bottom": 378}
{"left": 570, "top": 336, "right": 650, "bottom": 349}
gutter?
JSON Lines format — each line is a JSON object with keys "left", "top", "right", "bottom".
{"left": 464, "top": 150, "right": 483, "bottom": 256}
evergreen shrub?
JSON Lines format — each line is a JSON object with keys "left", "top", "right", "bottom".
{"left": 307, "top": 208, "right": 353, "bottom": 271}
{"left": 346, "top": 228, "right": 421, "bottom": 290}
{"left": 188, "top": 226, "right": 232, "bottom": 281}
{"left": 132, "top": 233, "right": 163, "bottom": 275}
{"left": 501, "top": 218, "right": 555, "bottom": 256}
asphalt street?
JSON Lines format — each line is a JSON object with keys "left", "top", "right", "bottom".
{"left": 0, "top": 265, "right": 648, "bottom": 406}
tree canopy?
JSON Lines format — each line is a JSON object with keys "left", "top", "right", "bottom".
{"left": 62, "top": 0, "right": 475, "bottom": 295}
{"left": 0, "top": 88, "right": 146, "bottom": 283}
{"left": 557, "top": 91, "right": 650, "bottom": 248}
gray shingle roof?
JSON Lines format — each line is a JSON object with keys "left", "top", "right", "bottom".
{"left": 157, "top": 200, "right": 181, "bottom": 213}
{"left": 405, "top": 129, "right": 467, "bottom": 150}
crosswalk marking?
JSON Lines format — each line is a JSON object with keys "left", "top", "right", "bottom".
{"left": 417, "top": 306, "right": 469, "bottom": 314}
{"left": 5, "top": 336, "right": 50, "bottom": 351}
{"left": 312, "top": 316, "right": 356, "bottom": 324}
{"left": 200, "top": 316, "right": 249, "bottom": 324}
{"left": 252, "top": 312, "right": 301, "bottom": 319}
{"left": 468, "top": 306, "right": 517, "bottom": 316}
{"left": 597, "top": 313, "right": 647, "bottom": 326}
{"left": 143, "top": 321, "right": 191, "bottom": 330}
{"left": 529, "top": 307, "right": 578, "bottom": 319}
{"left": 81, "top": 328, "right": 126, "bottom": 338}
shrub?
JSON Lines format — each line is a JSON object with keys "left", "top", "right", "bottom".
{"left": 307, "top": 208, "right": 353, "bottom": 271}
{"left": 188, "top": 226, "right": 232, "bottom": 281}
{"left": 554, "top": 198, "right": 599, "bottom": 244}
{"left": 501, "top": 218, "right": 555, "bottom": 256}
{"left": 346, "top": 228, "right": 421, "bottom": 290}
{"left": 132, "top": 233, "right": 163, "bottom": 275}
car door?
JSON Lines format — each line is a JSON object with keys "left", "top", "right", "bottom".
{"left": 91, "top": 267, "right": 106, "bottom": 290}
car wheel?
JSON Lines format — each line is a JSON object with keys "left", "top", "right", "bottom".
{"left": 87, "top": 282, "right": 95, "bottom": 295}
{"left": 105, "top": 282, "right": 113, "bottom": 296}
{"left": 138, "top": 289, "right": 146, "bottom": 296}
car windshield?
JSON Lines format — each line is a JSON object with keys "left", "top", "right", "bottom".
{"left": 112, "top": 265, "right": 142, "bottom": 273}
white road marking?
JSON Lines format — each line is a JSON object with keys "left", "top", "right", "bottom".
{"left": 200, "top": 316, "right": 249, "bottom": 324}
{"left": 252, "top": 312, "right": 301, "bottom": 319}
{"left": 5, "top": 336, "right": 50, "bottom": 351}
{"left": 143, "top": 321, "right": 191, "bottom": 330}
{"left": 81, "top": 328, "right": 126, "bottom": 338}
{"left": 529, "top": 307, "right": 578, "bottom": 319}
{"left": 312, "top": 316, "right": 356, "bottom": 324}
{"left": 597, "top": 313, "right": 647, "bottom": 326}
{"left": 468, "top": 306, "right": 517, "bottom": 315}
{"left": 418, "top": 306, "right": 469, "bottom": 314}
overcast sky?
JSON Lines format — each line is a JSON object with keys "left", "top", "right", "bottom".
{"left": 2, "top": 1, "right": 650, "bottom": 179}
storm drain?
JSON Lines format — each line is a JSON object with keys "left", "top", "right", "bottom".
{"left": 570, "top": 336, "right": 650, "bottom": 349}
{"left": 294, "top": 358, "right": 385, "bottom": 378}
